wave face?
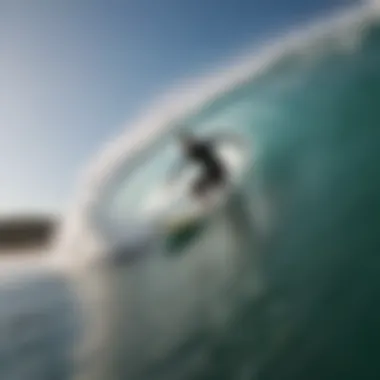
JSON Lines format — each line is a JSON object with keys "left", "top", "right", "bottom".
{"left": 123, "top": 14, "right": 380, "bottom": 380}
{"left": 64, "top": 8, "right": 380, "bottom": 380}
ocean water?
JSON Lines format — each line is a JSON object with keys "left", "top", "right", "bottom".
{"left": 131, "top": 12, "right": 380, "bottom": 380}
{"left": 49, "top": 7, "right": 380, "bottom": 380}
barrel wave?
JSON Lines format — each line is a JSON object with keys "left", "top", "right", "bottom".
{"left": 56, "top": 5, "right": 380, "bottom": 380}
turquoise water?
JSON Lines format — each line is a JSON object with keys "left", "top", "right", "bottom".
{"left": 151, "top": 16, "right": 380, "bottom": 380}
{"left": 82, "top": 11, "right": 380, "bottom": 380}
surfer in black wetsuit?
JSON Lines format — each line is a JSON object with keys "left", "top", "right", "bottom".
{"left": 172, "top": 132, "right": 228, "bottom": 200}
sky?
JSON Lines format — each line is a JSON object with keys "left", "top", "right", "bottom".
{"left": 0, "top": 0, "right": 359, "bottom": 215}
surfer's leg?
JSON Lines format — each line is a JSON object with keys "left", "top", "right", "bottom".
{"left": 191, "top": 177, "right": 217, "bottom": 208}
{"left": 192, "top": 169, "right": 228, "bottom": 205}
{"left": 192, "top": 175, "right": 209, "bottom": 198}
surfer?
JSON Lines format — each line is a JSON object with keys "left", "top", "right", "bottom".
{"left": 170, "top": 132, "right": 228, "bottom": 201}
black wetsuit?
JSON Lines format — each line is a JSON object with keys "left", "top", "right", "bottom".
{"left": 186, "top": 141, "right": 226, "bottom": 197}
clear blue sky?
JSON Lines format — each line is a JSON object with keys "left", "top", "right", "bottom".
{"left": 0, "top": 0, "right": 358, "bottom": 214}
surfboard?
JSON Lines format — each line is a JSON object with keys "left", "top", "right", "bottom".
{"left": 165, "top": 209, "right": 203, "bottom": 232}
{"left": 164, "top": 211, "right": 208, "bottom": 253}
